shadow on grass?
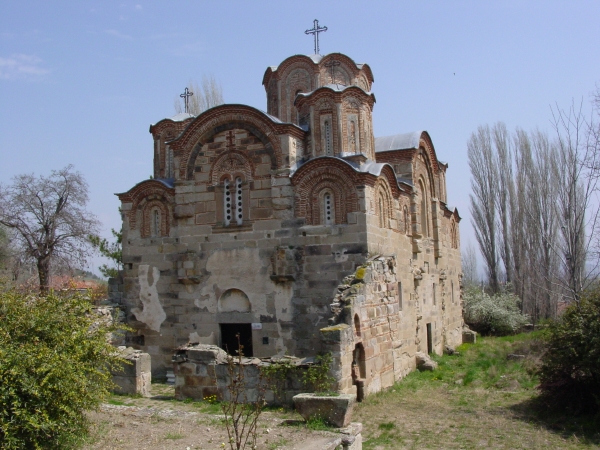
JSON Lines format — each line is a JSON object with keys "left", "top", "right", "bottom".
{"left": 508, "top": 395, "right": 600, "bottom": 445}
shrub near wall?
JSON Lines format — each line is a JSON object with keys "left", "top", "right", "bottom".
{"left": 0, "top": 290, "right": 126, "bottom": 449}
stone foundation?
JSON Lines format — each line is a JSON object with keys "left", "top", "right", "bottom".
{"left": 172, "top": 344, "right": 318, "bottom": 405}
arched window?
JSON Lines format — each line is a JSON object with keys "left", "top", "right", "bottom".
{"left": 378, "top": 197, "right": 386, "bottom": 228}
{"left": 322, "top": 190, "right": 335, "bottom": 225}
{"left": 419, "top": 179, "right": 429, "bottom": 237}
{"left": 224, "top": 178, "right": 232, "bottom": 226}
{"left": 235, "top": 177, "right": 243, "bottom": 225}
{"left": 223, "top": 176, "right": 244, "bottom": 227}
{"left": 450, "top": 221, "right": 458, "bottom": 249}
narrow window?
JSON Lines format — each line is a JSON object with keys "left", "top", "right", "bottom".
{"left": 433, "top": 283, "right": 437, "bottom": 306}
{"left": 224, "top": 178, "right": 232, "bottom": 226}
{"left": 349, "top": 120, "right": 357, "bottom": 153}
{"left": 152, "top": 209, "right": 160, "bottom": 237}
{"left": 324, "top": 120, "right": 331, "bottom": 155}
{"left": 397, "top": 282, "right": 403, "bottom": 310}
{"left": 324, "top": 192, "right": 334, "bottom": 225}
{"left": 166, "top": 146, "right": 174, "bottom": 178}
{"left": 451, "top": 281, "right": 455, "bottom": 303}
{"left": 354, "top": 314, "right": 361, "bottom": 337}
{"left": 235, "top": 177, "right": 243, "bottom": 225}
{"left": 404, "top": 206, "right": 410, "bottom": 235}
{"left": 419, "top": 180, "right": 428, "bottom": 237}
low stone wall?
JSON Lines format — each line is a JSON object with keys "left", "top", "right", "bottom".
{"left": 172, "top": 344, "right": 320, "bottom": 405}
{"left": 111, "top": 347, "right": 151, "bottom": 396}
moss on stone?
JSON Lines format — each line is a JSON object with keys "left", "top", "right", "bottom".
{"left": 354, "top": 266, "right": 367, "bottom": 280}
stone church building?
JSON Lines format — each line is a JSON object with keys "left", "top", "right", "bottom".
{"left": 116, "top": 50, "right": 463, "bottom": 398}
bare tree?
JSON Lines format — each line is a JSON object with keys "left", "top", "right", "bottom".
{"left": 494, "top": 123, "right": 513, "bottom": 285}
{"left": 174, "top": 74, "right": 224, "bottom": 115}
{"left": 469, "top": 125, "right": 501, "bottom": 292}
{"left": 461, "top": 242, "right": 479, "bottom": 286}
{"left": 550, "top": 99, "right": 600, "bottom": 303}
{"left": 0, "top": 165, "right": 99, "bottom": 294}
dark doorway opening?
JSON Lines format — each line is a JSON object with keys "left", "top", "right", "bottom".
{"left": 220, "top": 323, "right": 253, "bottom": 357}
{"left": 352, "top": 343, "right": 366, "bottom": 402}
{"left": 426, "top": 323, "right": 433, "bottom": 354}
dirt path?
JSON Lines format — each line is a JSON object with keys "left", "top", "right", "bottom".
{"left": 87, "top": 384, "right": 342, "bottom": 450}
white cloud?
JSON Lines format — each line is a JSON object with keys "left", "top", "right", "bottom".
{"left": 104, "top": 29, "right": 133, "bottom": 40}
{"left": 135, "top": 4, "right": 142, "bottom": 10}
{"left": 0, "top": 54, "right": 50, "bottom": 80}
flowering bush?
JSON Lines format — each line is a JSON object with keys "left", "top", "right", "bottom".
{"left": 463, "top": 285, "right": 529, "bottom": 335}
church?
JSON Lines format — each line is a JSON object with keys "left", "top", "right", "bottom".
{"left": 115, "top": 36, "right": 463, "bottom": 397}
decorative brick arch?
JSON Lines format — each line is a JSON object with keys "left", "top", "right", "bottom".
{"left": 141, "top": 198, "right": 171, "bottom": 238}
{"left": 117, "top": 180, "right": 174, "bottom": 234}
{"left": 210, "top": 151, "right": 253, "bottom": 185}
{"left": 281, "top": 65, "right": 315, "bottom": 122}
{"left": 165, "top": 106, "right": 290, "bottom": 180}
{"left": 374, "top": 178, "right": 394, "bottom": 229}
{"left": 292, "top": 159, "right": 359, "bottom": 225}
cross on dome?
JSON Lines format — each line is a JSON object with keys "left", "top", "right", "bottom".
{"left": 305, "top": 19, "right": 327, "bottom": 55}
{"left": 180, "top": 87, "right": 193, "bottom": 114}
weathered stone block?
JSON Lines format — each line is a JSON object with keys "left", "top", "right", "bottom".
{"left": 293, "top": 393, "right": 356, "bottom": 428}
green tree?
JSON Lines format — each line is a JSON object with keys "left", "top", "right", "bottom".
{"left": 89, "top": 228, "right": 122, "bottom": 278}
{"left": 0, "top": 289, "right": 126, "bottom": 449}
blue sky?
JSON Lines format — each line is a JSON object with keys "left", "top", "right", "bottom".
{"left": 1, "top": 1, "right": 599, "bottom": 275}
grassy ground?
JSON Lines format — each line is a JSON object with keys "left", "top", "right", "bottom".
{"left": 354, "top": 333, "right": 600, "bottom": 449}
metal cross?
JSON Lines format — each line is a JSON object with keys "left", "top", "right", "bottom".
{"left": 324, "top": 59, "right": 340, "bottom": 83}
{"left": 305, "top": 19, "right": 327, "bottom": 55}
{"left": 180, "top": 87, "right": 193, "bottom": 114}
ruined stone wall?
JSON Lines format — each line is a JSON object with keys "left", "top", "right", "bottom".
{"left": 173, "top": 344, "right": 316, "bottom": 405}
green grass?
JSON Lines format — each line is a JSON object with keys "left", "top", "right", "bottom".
{"left": 267, "top": 437, "right": 290, "bottom": 449}
{"left": 163, "top": 431, "right": 185, "bottom": 440}
{"left": 106, "top": 397, "right": 133, "bottom": 406}
{"left": 356, "top": 332, "right": 600, "bottom": 449}
{"left": 305, "top": 415, "right": 334, "bottom": 431}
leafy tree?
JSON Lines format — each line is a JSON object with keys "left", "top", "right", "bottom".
{"left": 538, "top": 288, "right": 600, "bottom": 414}
{"left": 0, "top": 289, "right": 126, "bottom": 449}
{"left": 0, "top": 165, "right": 99, "bottom": 294}
{"left": 89, "top": 228, "right": 122, "bottom": 279}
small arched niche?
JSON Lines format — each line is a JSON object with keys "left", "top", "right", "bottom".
{"left": 354, "top": 314, "right": 361, "bottom": 337}
{"left": 218, "top": 288, "right": 251, "bottom": 313}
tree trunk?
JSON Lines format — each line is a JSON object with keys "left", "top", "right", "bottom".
{"left": 37, "top": 255, "right": 51, "bottom": 295}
